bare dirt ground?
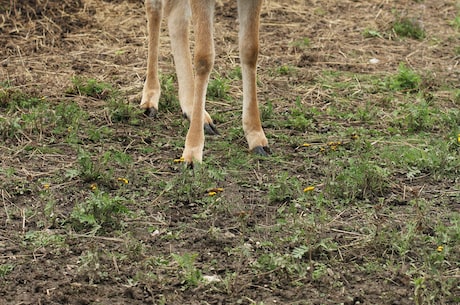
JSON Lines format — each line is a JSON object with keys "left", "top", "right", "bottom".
{"left": 1, "top": 0, "right": 459, "bottom": 304}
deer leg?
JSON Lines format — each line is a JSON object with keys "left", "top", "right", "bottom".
{"left": 181, "top": 0, "right": 215, "bottom": 164}
{"left": 167, "top": 0, "right": 218, "bottom": 135}
{"left": 141, "top": 0, "right": 163, "bottom": 116}
{"left": 238, "top": 0, "right": 269, "bottom": 155}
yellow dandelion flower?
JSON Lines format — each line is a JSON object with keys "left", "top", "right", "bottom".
{"left": 43, "top": 183, "right": 50, "bottom": 190}
{"left": 457, "top": 134, "right": 460, "bottom": 143}
{"left": 90, "top": 183, "right": 97, "bottom": 190}
{"left": 117, "top": 177, "right": 129, "bottom": 184}
{"left": 174, "top": 156, "right": 185, "bottom": 163}
{"left": 436, "top": 245, "right": 444, "bottom": 252}
{"left": 303, "top": 186, "right": 315, "bottom": 193}
{"left": 351, "top": 134, "right": 359, "bottom": 140}
{"left": 208, "top": 191, "right": 217, "bottom": 197}
{"left": 206, "top": 187, "right": 224, "bottom": 193}
{"left": 302, "top": 143, "right": 311, "bottom": 147}
{"left": 328, "top": 141, "right": 341, "bottom": 147}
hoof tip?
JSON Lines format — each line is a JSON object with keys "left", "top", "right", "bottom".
{"left": 144, "top": 107, "right": 157, "bottom": 118}
{"left": 252, "top": 146, "right": 271, "bottom": 156}
{"left": 204, "top": 122, "right": 219, "bottom": 136}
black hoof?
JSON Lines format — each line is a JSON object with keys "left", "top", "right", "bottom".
{"left": 144, "top": 107, "right": 157, "bottom": 118}
{"left": 183, "top": 112, "right": 219, "bottom": 136}
{"left": 184, "top": 162, "right": 194, "bottom": 170}
{"left": 204, "top": 122, "right": 219, "bottom": 135}
{"left": 252, "top": 146, "right": 271, "bottom": 156}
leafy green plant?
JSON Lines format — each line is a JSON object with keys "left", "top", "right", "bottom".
{"left": 166, "top": 165, "right": 222, "bottom": 205}
{"left": 106, "top": 97, "right": 143, "bottom": 124}
{"left": 70, "top": 191, "right": 129, "bottom": 233}
{"left": 285, "top": 97, "right": 314, "bottom": 132}
{"left": 392, "top": 16, "right": 425, "bottom": 40}
{"left": 379, "top": 138, "right": 459, "bottom": 178}
{"left": 228, "top": 66, "right": 242, "bottom": 80}
{"left": 388, "top": 63, "right": 421, "bottom": 92}
{"left": 207, "top": 75, "right": 230, "bottom": 100}
{"left": 450, "top": 14, "right": 460, "bottom": 30}
{"left": 362, "top": 28, "right": 383, "bottom": 38}
{"left": 268, "top": 172, "right": 301, "bottom": 203}
{"left": 0, "top": 116, "right": 22, "bottom": 139}
{"left": 23, "top": 230, "right": 65, "bottom": 249}
{"left": 159, "top": 73, "right": 180, "bottom": 113}
{"left": 0, "top": 264, "right": 14, "bottom": 278}
{"left": 0, "top": 87, "right": 42, "bottom": 111}
{"left": 77, "top": 250, "right": 108, "bottom": 284}
{"left": 291, "top": 37, "right": 311, "bottom": 48}
{"left": 311, "top": 262, "right": 328, "bottom": 281}
{"left": 68, "top": 76, "right": 114, "bottom": 99}
{"left": 276, "top": 65, "right": 297, "bottom": 76}
{"left": 410, "top": 101, "right": 440, "bottom": 132}
{"left": 53, "top": 102, "right": 88, "bottom": 141}
{"left": 325, "top": 158, "right": 389, "bottom": 201}
{"left": 171, "top": 252, "right": 203, "bottom": 287}
{"left": 76, "top": 149, "right": 107, "bottom": 182}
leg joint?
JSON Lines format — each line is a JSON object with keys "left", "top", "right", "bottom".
{"left": 240, "top": 43, "right": 259, "bottom": 68}
{"left": 194, "top": 53, "right": 214, "bottom": 76}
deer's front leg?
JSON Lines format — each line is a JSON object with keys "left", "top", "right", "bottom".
{"left": 238, "top": 0, "right": 269, "bottom": 155}
{"left": 141, "top": 0, "right": 163, "bottom": 116}
{"left": 181, "top": 0, "right": 215, "bottom": 164}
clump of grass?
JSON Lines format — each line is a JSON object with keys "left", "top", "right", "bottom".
{"left": 76, "top": 149, "right": 108, "bottom": 182}
{"left": 403, "top": 100, "right": 433, "bottom": 132}
{"left": 362, "top": 28, "right": 383, "bottom": 38}
{"left": 453, "top": 89, "right": 460, "bottom": 104}
{"left": 450, "top": 14, "right": 460, "bottom": 30}
{"left": 388, "top": 63, "right": 422, "bottom": 92}
{"left": 0, "top": 264, "right": 14, "bottom": 278}
{"left": 325, "top": 158, "right": 390, "bottom": 201}
{"left": 0, "top": 87, "right": 42, "bottom": 111}
{"left": 68, "top": 76, "right": 114, "bottom": 99}
{"left": 24, "top": 230, "right": 66, "bottom": 250}
{"left": 291, "top": 37, "right": 311, "bottom": 49}
{"left": 285, "top": 97, "right": 314, "bottom": 132}
{"left": 268, "top": 172, "right": 302, "bottom": 203}
{"left": 106, "top": 98, "right": 143, "bottom": 124}
{"left": 392, "top": 16, "right": 425, "bottom": 40}
{"left": 77, "top": 250, "right": 108, "bottom": 284}
{"left": 70, "top": 191, "right": 129, "bottom": 233}
{"left": 207, "top": 75, "right": 230, "bottom": 100}
{"left": 166, "top": 164, "right": 224, "bottom": 205}
{"left": 171, "top": 252, "right": 203, "bottom": 288}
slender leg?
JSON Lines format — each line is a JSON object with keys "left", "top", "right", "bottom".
{"left": 141, "top": 0, "right": 163, "bottom": 116}
{"left": 167, "top": 0, "right": 218, "bottom": 135}
{"left": 238, "top": 0, "right": 269, "bottom": 155}
{"left": 165, "top": 1, "right": 194, "bottom": 118}
{"left": 181, "top": 0, "right": 215, "bottom": 163}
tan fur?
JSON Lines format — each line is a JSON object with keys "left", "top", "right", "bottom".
{"left": 142, "top": 0, "right": 268, "bottom": 163}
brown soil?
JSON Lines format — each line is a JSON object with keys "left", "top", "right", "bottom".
{"left": 1, "top": 0, "right": 459, "bottom": 304}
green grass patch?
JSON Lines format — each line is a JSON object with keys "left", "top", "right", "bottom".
{"left": 68, "top": 76, "right": 115, "bottom": 99}
{"left": 392, "top": 16, "right": 425, "bottom": 40}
